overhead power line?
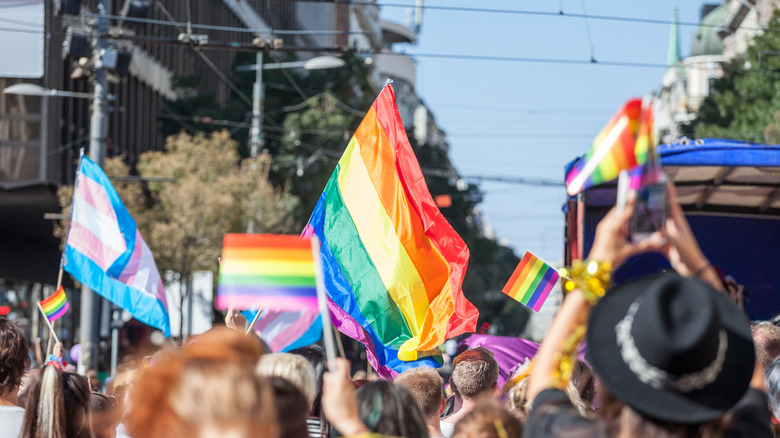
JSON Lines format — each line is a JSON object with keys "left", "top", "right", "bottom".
{"left": 84, "top": 12, "right": 370, "bottom": 36}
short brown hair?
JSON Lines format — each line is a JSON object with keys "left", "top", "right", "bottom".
{"left": 0, "top": 317, "right": 28, "bottom": 393}
{"left": 395, "top": 367, "right": 443, "bottom": 418}
{"left": 452, "top": 400, "right": 523, "bottom": 438}
{"left": 451, "top": 347, "right": 499, "bottom": 399}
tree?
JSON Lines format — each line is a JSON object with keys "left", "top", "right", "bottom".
{"left": 137, "top": 130, "right": 300, "bottom": 335}
{"left": 689, "top": 12, "right": 780, "bottom": 142}
{"left": 57, "top": 130, "right": 301, "bottom": 337}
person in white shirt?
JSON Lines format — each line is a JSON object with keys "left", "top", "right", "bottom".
{"left": 0, "top": 317, "right": 29, "bottom": 438}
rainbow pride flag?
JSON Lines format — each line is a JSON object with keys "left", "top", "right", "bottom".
{"left": 40, "top": 286, "right": 70, "bottom": 322}
{"left": 502, "top": 252, "right": 560, "bottom": 312}
{"left": 566, "top": 99, "right": 649, "bottom": 196}
{"left": 216, "top": 234, "right": 318, "bottom": 312}
{"left": 304, "top": 84, "right": 478, "bottom": 378}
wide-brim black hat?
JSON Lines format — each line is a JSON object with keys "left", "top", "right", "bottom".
{"left": 587, "top": 273, "right": 754, "bottom": 424}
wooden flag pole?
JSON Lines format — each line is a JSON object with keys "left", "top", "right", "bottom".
{"left": 37, "top": 302, "right": 61, "bottom": 344}
{"left": 311, "top": 236, "right": 337, "bottom": 365}
{"left": 245, "top": 308, "right": 263, "bottom": 335}
{"left": 333, "top": 325, "right": 345, "bottom": 358}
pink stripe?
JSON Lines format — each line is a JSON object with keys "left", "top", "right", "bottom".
{"left": 75, "top": 175, "right": 117, "bottom": 219}
{"left": 267, "top": 312, "right": 319, "bottom": 352}
{"left": 117, "top": 230, "right": 143, "bottom": 285}
{"left": 255, "top": 310, "right": 284, "bottom": 333}
{"left": 68, "top": 221, "right": 123, "bottom": 270}
{"left": 531, "top": 271, "right": 559, "bottom": 312}
{"left": 48, "top": 303, "right": 70, "bottom": 322}
{"left": 215, "top": 295, "right": 319, "bottom": 312}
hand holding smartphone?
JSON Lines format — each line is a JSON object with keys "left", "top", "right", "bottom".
{"left": 616, "top": 169, "right": 668, "bottom": 242}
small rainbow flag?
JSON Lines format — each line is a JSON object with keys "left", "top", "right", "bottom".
{"left": 40, "top": 286, "right": 70, "bottom": 322}
{"left": 216, "top": 234, "right": 318, "bottom": 312}
{"left": 502, "top": 252, "right": 560, "bottom": 312}
{"left": 566, "top": 99, "right": 646, "bottom": 196}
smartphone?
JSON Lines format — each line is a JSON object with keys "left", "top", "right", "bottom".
{"left": 630, "top": 174, "right": 667, "bottom": 241}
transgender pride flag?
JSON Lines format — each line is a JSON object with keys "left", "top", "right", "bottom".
{"left": 242, "top": 309, "right": 322, "bottom": 352}
{"left": 63, "top": 154, "right": 170, "bottom": 336}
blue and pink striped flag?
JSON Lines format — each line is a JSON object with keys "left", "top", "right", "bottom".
{"left": 242, "top": 309, "right": 322, "bottom": 352}
{"left": 63, "top": 154, "right": 170, "bottom": 336}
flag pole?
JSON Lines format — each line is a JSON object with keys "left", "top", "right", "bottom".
{"left": 245, "top": 308, "right": 263, "bottom": 335}
{"left": 529, "top": 251, "right": 572, "bottom": 282}
{"left": 37, "top": 302, "right": 60, "bottom": 344}
{"left": 332, "top": 325, "right": 346, "bottom": 358}
{"left": 311, "top": 236, "right": 336, "bottom": 365}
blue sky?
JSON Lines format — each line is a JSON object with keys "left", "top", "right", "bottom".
{"left": 379, "top": 1, "right": 705, "bottom": 264}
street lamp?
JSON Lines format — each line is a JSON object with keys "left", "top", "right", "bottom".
{"left": 3, "top": 83, "right": 94, "bottom": 99}
{"left": 236, "top": 55, "right": 346, "bottom": 158}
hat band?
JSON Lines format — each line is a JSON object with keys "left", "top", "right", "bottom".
{"left": 615, "top": 301, "right": 728, "bottom": 393}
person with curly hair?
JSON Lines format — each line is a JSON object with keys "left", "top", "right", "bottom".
{"left": 0, "top": 317, "right": 29, "bottom": 438}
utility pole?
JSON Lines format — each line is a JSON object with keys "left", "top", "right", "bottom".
{"left": 246, "top": 50, "right": 263, "bottom": 234}
{"left": 79, "top": 0, "right": 110, "bottom": 375}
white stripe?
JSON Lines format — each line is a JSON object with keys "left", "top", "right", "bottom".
{"left": 71, "top": 196, "right": 127, "bottom": 254}
{"left": 568, "top": 115, "right": 630, "bottom": 195}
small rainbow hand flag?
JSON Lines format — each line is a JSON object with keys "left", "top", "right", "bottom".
{"left": 502, "top": 252, "right": 560, "bottom": 312}
{"left": 40, "top": 286, "right": 70, "bottom": 322}
{"left": 216, "top": 234, "right": 319, "bottom": 312}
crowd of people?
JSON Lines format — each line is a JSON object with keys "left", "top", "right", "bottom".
{"left": 0, "top": 186, "right": 777, "bottom": 437}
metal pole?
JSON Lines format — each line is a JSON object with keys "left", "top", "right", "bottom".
{"left": 110, "top": 308, "right": 119, "bottom": 376}
{"left": 80, "top": 0, "right": 109, "bottom": 375}
{"left": 249, "top": 51, "right": 264, "bottom": 159}
{"left": 246, "top": 51, "right": 264, "bottom": 234}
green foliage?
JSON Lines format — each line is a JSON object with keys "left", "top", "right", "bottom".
{"left": 690, "top": 12, "right": 780, "bottom": 143}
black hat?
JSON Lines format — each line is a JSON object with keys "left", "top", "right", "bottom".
{"left": 587, "top": 274, "right": 754, "bottom": 424}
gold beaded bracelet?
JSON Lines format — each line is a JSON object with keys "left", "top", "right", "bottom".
{"left": 550, "top": 324, "right": 587, "bottom": 387}
{"left": 558, "top": 259, "right": 612, "bottom": 305}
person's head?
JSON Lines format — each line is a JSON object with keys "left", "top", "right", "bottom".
{"left": 451, "top": 400, "right": 523, "bottom": 438}
{"left": 587, "top": 274, "right": 754, "bottom": 431}
{"left": 86, "top": 369, "right": 100, "bottom": 392}
{"left": 451, "top": 347, "right": 499, "bottom": 400}
{"left": 752, "top": 321, "right": 780, "bottom": 368}
{"left": 0, "top": 317, "right": 28, "bottom": 398}
{"left": 21, "top": 365, "right": 93, "bottom": 438}
{"left": 394, "top": 367, "right": 444, "bottom": 421}
{"left": 268, "top": 377, "right": 309, "bottom": 438}
{"left": 570, "top": 360, "right": 596, "bottom": 409}
{"left": 125, "top": 327, "right": 277, "bottom": 438}
{"left": 355, "top": 380, "right": 429, "bottom": 438}
{"left": 90, "top": 392, "right": 118, "bottom": 438}
{"left": 504, "top": 372, "right": 590, "bottom": 421}
{"left": 288, "top": 345, "right": 327, "bottom": 414}
{"left": 256, "top": 352, "right": 316, "bottom": 405}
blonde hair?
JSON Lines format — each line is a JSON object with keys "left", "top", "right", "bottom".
{"left": 256, "top": 353, "right": 316, "bottom": 404}
{"left": 452, "top": 400, "right": 522, "bottom": 438}
{"left": 394, "top": 367, "right": 443, "bottom": 418}
{"left": 504, "top": 374, "right": 591, "bottom": 421}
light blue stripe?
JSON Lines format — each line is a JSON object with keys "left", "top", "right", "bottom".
{"left": 65, "top": 245, "right": 171, "bottom": 336}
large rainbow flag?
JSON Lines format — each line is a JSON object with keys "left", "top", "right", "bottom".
{"left": 566, "top": 99, "right": 656, "bottom": 196}
{"left": 304, "top": 84, "right": 478, "bottom": 378}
